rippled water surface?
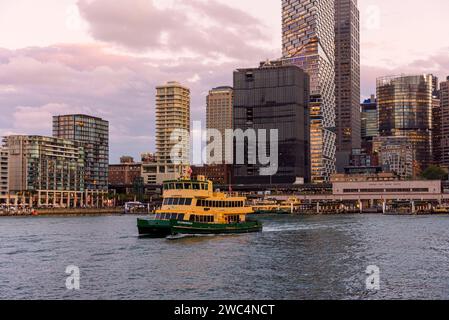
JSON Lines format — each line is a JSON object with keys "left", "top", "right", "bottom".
{"left": 1, "top": 214, "right": 449, "bottom": 299}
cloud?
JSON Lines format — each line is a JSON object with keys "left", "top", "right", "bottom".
{"left": 77, "top": 0, "right": 274, "bottom": 60}
{"left": 361, "top": 48, "right": 449, "bottom": 98}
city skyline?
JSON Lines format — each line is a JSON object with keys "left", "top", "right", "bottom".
{"left": 1, "top": 0, "right": 449, "bottom": 161}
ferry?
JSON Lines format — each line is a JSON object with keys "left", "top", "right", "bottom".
{"left": 137, "top": 176, "right": 263, "bottom": 237}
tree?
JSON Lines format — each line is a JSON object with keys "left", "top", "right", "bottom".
{"left": 421, "top": 165, "right": 449, "bottom": 181}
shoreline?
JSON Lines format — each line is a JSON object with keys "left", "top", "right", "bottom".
{"left": 1, "top": 210, "right": 448, "bottom": 217}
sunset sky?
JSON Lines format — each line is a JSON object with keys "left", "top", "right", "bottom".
{"left": 1, "top": 0, "right": 449, "bottom": 161}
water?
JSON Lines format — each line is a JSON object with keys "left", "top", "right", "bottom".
{"left": 1, "top": 214, "right": 449, "bottom": 300}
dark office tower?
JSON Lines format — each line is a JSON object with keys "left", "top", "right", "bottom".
{"left": 233, "top": 65, "right": 310, "bottom": 184}
{"left": 377, "top": 75, "right": 434, "bottom": 176}
{"left": 53, "top": 114, "right": 109, "bottom": 190}
{"left": 282, "top": 0, "right": 336, "bottom": 183}
{"left": 334, "top": 0, "right": 361, "bottom": 171}
{"left": 440, "top": 77, "right": 449, "bottom": 168}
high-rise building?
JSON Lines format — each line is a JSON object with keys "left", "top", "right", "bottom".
{"left": 361, "top": 95, "right": 378, "bottom": 154}
{"left": 233, "top": 64, "right": 310, "bottom": 184}
{"left": 281, "top": 0, "right": 337, "bottom": 183}
{"left": 206, "top": 86, "right": 233, "bottom": 164}
{"left": 0, "top": 147, "right": 8, "bottom": 202}
{"left": 154, "top": 81, "right": 190, "bottom": 183}
{"left": 2, "top": 135, "right": 94, "bottom": 207}
{"left": 440, "top": 77, "right": 449, "bottom": 168}
{"left": 334, "top": 0, "right": 361, "bottom": 171}
{"left": 377, "top": 75, "right": 434, "bottom": 175}
{"left": 53, "top": 114, "right": 109, "bottom": 191}
{"left": 433, "top": 95, "right": 442, "bottom": 166}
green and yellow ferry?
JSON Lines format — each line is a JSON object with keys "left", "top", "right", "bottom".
{"left": 137, "top": 176, "right": 262, "bottom": 237}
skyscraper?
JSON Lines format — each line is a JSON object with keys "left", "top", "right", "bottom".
{"left": 377, "top": 75, "right": 434, "bottom": 175}
{"left": 233, "top": 64, "right": 310, "bottom": 184}
{"left": 432, "top": 94, "right": 442, "bottom": 166}
{"left": 206, "top": 86, "right": 233, "bottom": 164}
{"left": 155, "top": 81, "right": 190, "bottom": 183}
{"left": 53, "top": 114, "right": 109, "bottom": 191}
{"left": 334, "top": 0, "right": 361, "bottom": 171}
{"left": 440, "top": 76, "right": 449, "bottom": 167}
{"left": 361, "top": 95, "right": 378, "bottom": 154}
{"left": 281, "top": 0, "right": 337, "bottom": 183}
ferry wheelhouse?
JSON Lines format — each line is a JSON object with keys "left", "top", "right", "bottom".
{"left": 137, "top": 176, "right": 262, "bottom": 237}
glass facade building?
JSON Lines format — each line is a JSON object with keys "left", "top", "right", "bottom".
{"left": 5, "top": 135, "right": 85, "bottom": 193}
{"left": 377, "top": 75, "right": 434, "bottom": 175}
{"left": 281, "top": 0, "right": 337, "bottom": 183}
{"left": 233, "top": 65, "right": 310, "bottom": 184}
{"left": 53, "top": 114, "right": 109, "bottom": 190}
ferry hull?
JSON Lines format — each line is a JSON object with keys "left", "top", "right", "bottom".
{"left": 173, "top": 220, "right": 263, "bottom": 235}
{"left": 137, "top": 218, "right": 262, "bottom": 237}
{"left": 137, "top": 218, "right": 173, "bottom": 237}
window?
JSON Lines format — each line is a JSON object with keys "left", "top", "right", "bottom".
{"left": 173, "top": 198, "right": 180, "bottom": 205}
{"left": 168, "top": 198, "right": 174, "bottom": 205}
{"left": 193, "top": 183, "right": 200, "bottom": 190}
{"left": 185, "top": 198, "right": 192, "bottom": 206}
{"left": 178, "top": 214, "right": 185, "bottom": 221}
{"left": 189, "top": 215, "right": 195, "bottom": 222}
{"left": 176, "top": 183, "right": 183, "bottom": 189}
{"left": 171, "top": 213, "right": 178, "bottom": 220}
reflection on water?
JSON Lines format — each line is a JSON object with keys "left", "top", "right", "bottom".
{"left": 1, "top": 214, "right": 449, "bottom": 299}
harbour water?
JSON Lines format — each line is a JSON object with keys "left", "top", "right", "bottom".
{"left": 1, "top": 214, "right": 449, "bottom": 300}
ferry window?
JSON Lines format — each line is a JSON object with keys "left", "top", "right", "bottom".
{"left": 163, "top": 199, "right": 167, "bottom": 205}
{"left": 189, "top": 215, "right": 195, "bottom": 222}
{"left": 163, "top": 183, "right": 168, "bottom": 190}
{"left": 202, "top": 183, "right": 207, "bottom": 190}
{"left": 184, "top": 183, "right": 192, "bottom": 189}
{"left": 178, "top": 198, "right": 186, "bottom": 205}
{"left": 196, "top": 200, "right": 202, "bottom": 207}
{"left": 210, "top": 216, "right": 215, "bottom": 223}
{"left": 172, "top": 198, "right": 179, "bottom": 205}
{"left": 155, "top": 214, "right": 160, "bottom": 219}
{"left": 171, "top": 213, "right": 177, "bottom": 220}
{"left": 168, "top": 198, "right": 174, "bottom": 205}
{"left": 220, "top": 201, "right": 225, "bottom": 208}
{"left": 176, "top": 183, "right": 183, "bottom": 190}
{"left": 185, "top": 198, "right": 192, "bottom": 206}
{"left": 193, "top": 183, "right": 200, "bottom": 190}
{"left": 178, "top": 214, "right": 185, "bottom": 221}
{"left": 169, "top": 183, "right": 175, "bottom": 189}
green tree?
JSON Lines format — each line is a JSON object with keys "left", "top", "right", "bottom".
{"left": 421, "top": 165, "right": 449, "bottom": 181}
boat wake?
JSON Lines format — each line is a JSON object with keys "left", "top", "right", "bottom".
{"left": 263, "top": 224, "right": 325, "bottom": 233}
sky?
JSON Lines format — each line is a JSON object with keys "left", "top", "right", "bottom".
{"left": 1, "top": 0, "right": 449, "bottom": 162}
